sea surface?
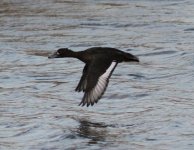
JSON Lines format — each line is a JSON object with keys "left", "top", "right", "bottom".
{"left": 1, "top": 0, "right": 194, "bottom": 149}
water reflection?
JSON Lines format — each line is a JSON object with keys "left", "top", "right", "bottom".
{"left": 75, "top": 119, "right": 107, "bottom": 144}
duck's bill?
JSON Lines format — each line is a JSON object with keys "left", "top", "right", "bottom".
{"left": 132, "top": 55, "right": 139, "bottom": 62}
{"left": 128, "top": 54, "right": 139, "bottom": 62}
{"left": 48, "top": 51, "right": 60, "bottom": 59}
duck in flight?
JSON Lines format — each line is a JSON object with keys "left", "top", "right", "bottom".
{"left": 48, "top": 47, "right": 139, "bottom": 107}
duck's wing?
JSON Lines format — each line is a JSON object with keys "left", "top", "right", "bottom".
{"left": 75, "top": 64, "right": 88, "bottom": 92}
{"left": 78, "top": 59, "right": 118, "bottom": 107}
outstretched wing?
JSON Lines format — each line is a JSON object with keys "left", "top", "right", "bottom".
{"left": 78, "top": 59, "right": 118, "bottom": 107}
{"left": 75, "top": 64, "right": 88, "bottom": 92}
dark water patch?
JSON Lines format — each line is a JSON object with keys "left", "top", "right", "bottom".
{"left": 135, "top": 93, "right": 150, "bottom": 98}
{"left": 73, "top": 119, "right": 108, "bottom": 144}
{"left": 107, "top": 123, "right": 135, "bottom": 128}
{"left": 139, "top": 50, "right": 177, "bottom": 57}
{"left": 4, "top": 123, "right": 27, "bottom": 129}
{"left": 99, "top": 2, "right": 127, "bottom": 7}
{"left": 145, "top": 138, "right": 157, "bottom": 141}
{"left": 184, "top": 28, "right": 194, "bottom": 31}
{"left": 126, "top": 48, "right": 136, "bottom": 51}
{"left": 13, "top": 125, "right": 39, "bottom": 137}
{"left": 128, "top": 73, "right": 147, "bottom": 80}
{"left": 147, "top": 72, "right": 185, "bottom": 81}
{"left": 54, "top": 0, "right": 83, "bottom": 4}
{"left": 162, "top": 1, "right": 187, "bottom": 7}
{"left": 80, "top": 22, "right": 149, "bottom": 29}
{"left": 65, "top": 134, "right": 77, "bottom": 139}
{"left": 25, "top": 50, "right": 50, "bottom": 57}
{"left": 113, "top": 23, "right": 150, "bottom": 28}
{"left": 80, "top": 23, "right": 107, "bottom": 27}
{"left": 86, "top": 18, "right": 101, "bottom": 22}
{"left": 0, "top": 2, "right": 48, "bottom": 17}
{"left": 108, "top": 93, "right": 131, "bottom": 99}
{"left": 75, "top": 119, "right": 108, "bottom": 128}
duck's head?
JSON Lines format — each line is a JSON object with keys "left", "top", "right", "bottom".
{"left": 48, "top": 48, "right": 73, "bottom": 58}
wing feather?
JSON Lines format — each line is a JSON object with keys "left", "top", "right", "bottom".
{"left": 75, "top": 64, "right": 88, "bottom": 92}
{"left": 79, "top": 61, "right": 117, "bottom": 106}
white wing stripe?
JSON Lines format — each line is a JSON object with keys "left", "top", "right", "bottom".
{"left": 101, "top": 61, "right": 117, "bottom": 78}
{"left": 81, "top": 61, "right": 118, "bottom": 106}
{"left": 90, "top": 61, "right": 117, "bottom": 103}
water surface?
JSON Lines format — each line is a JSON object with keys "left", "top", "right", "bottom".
{"left": 1, "top": 0, "right": 194, "bottom": 149}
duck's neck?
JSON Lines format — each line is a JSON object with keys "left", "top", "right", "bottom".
{"left": 66, "top": 51, "right": 84, "bottom": 61}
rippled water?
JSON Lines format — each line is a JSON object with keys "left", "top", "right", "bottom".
{"left": 1, "top": 0, "right": 194, "bottom": 149}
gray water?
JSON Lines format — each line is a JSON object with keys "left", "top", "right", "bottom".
{"left": 1, "top": 0, "right": 194, "bottom": 149}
